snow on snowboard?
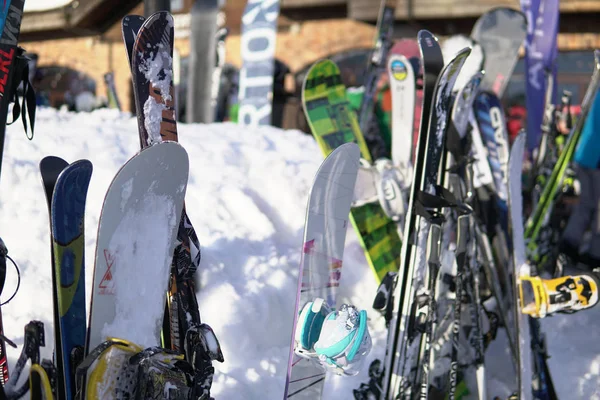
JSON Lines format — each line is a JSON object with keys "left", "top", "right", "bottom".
{"left": 86, "top": 141, "right": 188, "bottom": 352}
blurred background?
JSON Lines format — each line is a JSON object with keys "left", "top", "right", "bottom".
{"left": 20, "top": 0, "right": 600, "bottom": 130}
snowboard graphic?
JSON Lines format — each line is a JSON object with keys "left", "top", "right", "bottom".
{"left": 86, "top": 142, "right": 188, "bottom": 353}
{"left": 284, "top": 143, "right": 360, "bottom": 399}
{"left": 302, "top": 59, "right": 402, "bottom": 282}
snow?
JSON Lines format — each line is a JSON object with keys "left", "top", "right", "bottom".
{"left": 101, "top": 193, "right": 177, "bottom": 348}
{"left": 24, "top": 0, "right": 72, "bottom": 12}
{"left": 0, "top": 107, "right": 599, "bottom": 399}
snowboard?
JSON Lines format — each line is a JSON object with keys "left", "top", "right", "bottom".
{"left": 302, "top": 59, "right": 402, "bottom": 283}
{"left": 284, "top": 143, "right": 360, "bottom": 399}
{"left": 86, "top": 141, "right": 188, "bottom": 353}
{"left": 471, "top": 7, "right": 527, "bottom": 97}
{"left": 51, "top": 160, "right": 93, "bottom": 400}
{"left": 39, "top": 155, "right": 69, "bottom": 398}
{"left": 508, "top": 134, "right": 531, "bottom": 399}
{"left": 238, "top": 0, "right": 281, "bottom": 127}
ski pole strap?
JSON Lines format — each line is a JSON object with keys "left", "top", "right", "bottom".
{"left": 6, "top": 48, "right": 35, "bottom": 140}
{"left": 414, "top": 186, "right": 472, "bottom": 223}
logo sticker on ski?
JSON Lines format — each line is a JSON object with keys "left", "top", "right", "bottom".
{"left": 391, "top": 60, "right": 408, "bottom": 81}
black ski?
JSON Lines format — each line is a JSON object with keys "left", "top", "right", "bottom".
{"left": 39, "top": 156, "right": 69, "bottom": 400}
{"left": 121, "top": 14, "right": 146, "bottom": 70}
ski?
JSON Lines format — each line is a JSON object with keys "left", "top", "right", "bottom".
{"left": 284, "top": 143, "right": 361, "bottom": 399}
{"left": 384, "top": 31, "right": 469, "bottom": 399}
{"left": 131, "top": 11, "right": 177, "bottom": 148}
{"left": 39, "top": 156, "right": 69, "bottom": 399}
{"left": 50, "top": 160, "right": 92, "bottom": 400}
{"left": 388, "top": 53, "right": 416, "bottom": 173}
{"left": 121, "top": 14, "right": 145, "bottom": 70}
{"left": 358, "top": 0, "right": 396, "bottom": 159}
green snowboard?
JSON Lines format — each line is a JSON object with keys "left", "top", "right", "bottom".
{"left": 302, "top": 59, "right": 401, "bottom": 282}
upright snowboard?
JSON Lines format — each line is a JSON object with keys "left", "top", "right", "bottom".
{"left": 86, "top": 142, "right": 188, "bottom": 353}
{"left": 302, "top": 59, "right": 402, "bottom": 283}
{"left": 284, "top": 143, "right": 360, "bottom": 399}
{"left": 127, "top": 11, "right": 205, "bottom": 354}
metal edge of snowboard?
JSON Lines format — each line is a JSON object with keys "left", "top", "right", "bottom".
{"left": 86, "top": 141, "right": 189, "bottom": 355}
{"left": 284, "top": 142, "right": 360, "bottom": 399}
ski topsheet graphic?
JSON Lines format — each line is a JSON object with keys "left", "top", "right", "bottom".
{"left": 388, "top": 53, "right": 416, "bottom": 171}
{"left": 131, "top": 12, "right": 177, "bottom": 148}
{"left": 86, "top": 142, "right": 188, "bottom": 353}
{"left": 51, "top": 160, "right": 92, "bottom": 400}
{"left": 238, "top": 0, "right": 281, "bottom": 127}
{"left": 302, "top": 59, "right": 402, "bottom": 282}
{"left": 284, "top": 143, "right": 360, "bottom": 399}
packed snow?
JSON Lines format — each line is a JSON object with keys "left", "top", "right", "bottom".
{"left": 0, "top": 107, "right": 599, "bottom": 399}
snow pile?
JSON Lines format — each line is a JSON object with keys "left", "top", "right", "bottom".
{"left": 0, "top": 107, "right": 598, "bottom": 399}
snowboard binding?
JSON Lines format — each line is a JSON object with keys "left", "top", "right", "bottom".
{"left": 295, "top": 298, "right": 372, "bottom": 376}
{"left": 520, "top": 273, "right": 599, "bottom": 318}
